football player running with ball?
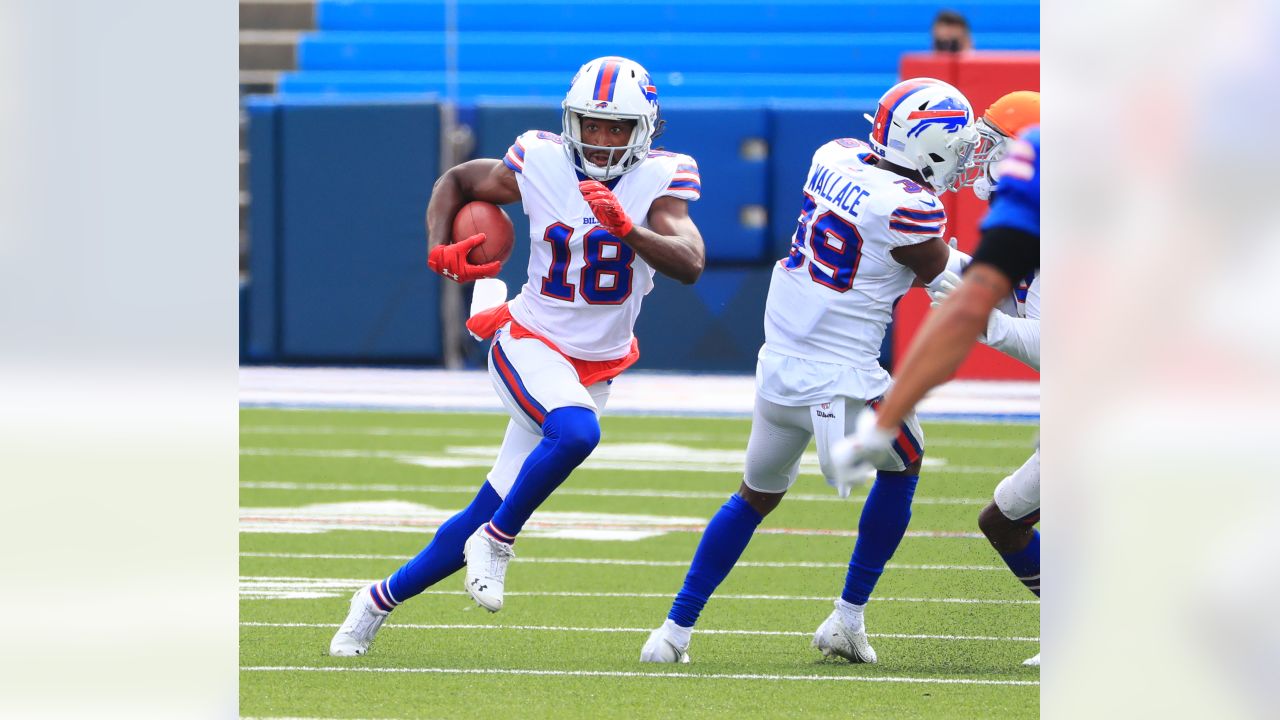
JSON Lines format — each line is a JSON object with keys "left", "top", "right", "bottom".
{"left": 642, "top": 78, "right": 978, "bottom": 664}
{"left": 330, "top": 56, "right": 706, "bottom": 656}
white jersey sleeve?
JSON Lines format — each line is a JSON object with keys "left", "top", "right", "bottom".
{"left": 982, "top": 272, "right": 1040, "bottom": 370}
{"left": 504, "top": 131, "right": 698, "bottom": 362}
{"left": 884, "top": 190, "right": 948, "bottom": 248}
{"left": 658, "top": 153, "right": 701, "bottom": 201}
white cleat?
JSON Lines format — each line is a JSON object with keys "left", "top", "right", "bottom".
{"left": 640, "top": 620, "right": 691, "bottom": 663}
{"left": 463, "top": 526, "right": 515, "bottom": 612}
{"left": 329, "top": 586, "right": 389, "bottom": 657}
{"left": 812, "top": 607, "right": 878, "bottom": 664}
{"left": 1023, "top": 653, "right": 1041, "bottom": 667}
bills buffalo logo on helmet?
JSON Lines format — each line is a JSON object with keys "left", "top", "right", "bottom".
{"left": 906, "top": 98, "right": 971, "bottom": 137}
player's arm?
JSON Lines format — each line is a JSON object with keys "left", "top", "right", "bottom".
{"left": 579, "top": 182, "right": 705, "bottom": 285}
{"left": 982, "top": 311, "right": 1040, "bottom": 370}
{"left": 874, "top": 264, "right": 1014, "bottom": 429}
{"left": 632, "top": 195, "right": 706, "bottom": 284}
{"left": 890, "top": 236, "right": 952, "bottom": 287}
{"left": 425, "top": 159, "right": 521, "bottom": 254}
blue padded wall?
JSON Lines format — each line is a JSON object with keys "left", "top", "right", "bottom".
{"left": 658, "top": 106, "right": 769, "bottom": 263}
{"left": 245, "top": 97, "right": 281, "bottom": 361}
{"left": 271, "top": 98, "right": 445, "bottom": 361}
{"left": 632, "top": 269, "right": 771, "bottom": 373}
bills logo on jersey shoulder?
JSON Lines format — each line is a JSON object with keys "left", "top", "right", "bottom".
{"left": 536, "top": 130, "right": 563, "bottom": 144}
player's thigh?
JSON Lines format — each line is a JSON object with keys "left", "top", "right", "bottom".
{"left": 994, "top": 448, "right": 1040, "bottom": 522}
{"left": 743, "top": 394, "right": 813, "bottom": 494}
{"left": 486, "top": 419, "right": 543, "bottom": 499}
{"left": 857, "top": 397, "right": 926, "bottom": 473}
{"left": 488, "top": 327, "right": 599, "bottom": 436}
{"left": 485, "top": 380, "right": 610, "bottom": 500}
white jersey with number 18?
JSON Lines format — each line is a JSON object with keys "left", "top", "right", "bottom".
{"left": 502, "top": 130, "right": 700, "bottom": 362}
{"left": 759, "top": 138, "right": 946, "bottom": 405}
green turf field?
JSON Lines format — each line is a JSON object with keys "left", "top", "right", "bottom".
{"left": 240, "top": 408, "right": 1039, "bottom": 719}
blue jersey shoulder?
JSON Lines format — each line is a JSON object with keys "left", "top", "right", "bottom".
{"left": 980, "top": 126, "right": 1039, "bottom": 237}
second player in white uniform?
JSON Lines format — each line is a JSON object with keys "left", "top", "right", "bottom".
{"left": 330, "top": 56, "right": 706, "bottom": 657}
{"left": 642, "top": 78, "right": 980, "bottom": 664}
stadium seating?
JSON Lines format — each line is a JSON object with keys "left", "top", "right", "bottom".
{"left": 277, "top": 0, "right": 1039, "bottom": 102}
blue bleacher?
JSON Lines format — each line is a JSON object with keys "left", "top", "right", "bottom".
{"left": 316, "top": 0, "right": 1039, "bottom": 34}
{"left": 285, "top": 0, "right": 1039, "bottom": 102}
{"left": 278, "top": 70, "right": 901, "bottom": 104}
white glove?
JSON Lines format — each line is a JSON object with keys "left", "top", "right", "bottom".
{"left": 926, "top": 269, "right": 962, "bottom": 306}
{"left": 973, "top": 175, "right": 995, "bottom": 201}
{"left": 827, "top": 408, "right": 894, "bottom": 497}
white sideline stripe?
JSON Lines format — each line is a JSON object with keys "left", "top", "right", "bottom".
{"left": 239, "top": 447, "right": 1016, "bottom": 476}
{"left": 241, "top": 621, "right": 1038, "bottom": 643}
{"left": 240, "top": 480, "right": 987, "bottom": 506}
{"left": 239, "top": 665, "right": 1038, "bottom": 687}
{"left": 238, "top": 577, "right": 1038, "bottom": 605}
{"left": 239, "top": 425, "right": 1035, "bottom": 449}
{"left": 238, "top": 552, "right": 1006, "bottom": 572}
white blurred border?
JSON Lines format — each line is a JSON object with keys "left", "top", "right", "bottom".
{"left": 1046, "top": 1, "right": 1278, "bottom": 718}
{"left": 0, "top": 1, "right": 238, "bottom": 717}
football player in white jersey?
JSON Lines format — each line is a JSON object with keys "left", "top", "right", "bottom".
{"left": 641, "top": 78, "right": 978, "bottom": 664}
{"left": 931, "top": 90, "right": 1042, "bottom": 666}
{"left": 329, "top": 56, "right": 706, "bottom": 656}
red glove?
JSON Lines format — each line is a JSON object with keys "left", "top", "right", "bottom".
{"left": 427, "top": 233, "right": 501, "bottom": 283}
{"left": 579, "top": 180, "right": 634, "bottom": 237}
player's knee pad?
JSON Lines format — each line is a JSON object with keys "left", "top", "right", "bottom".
{"left": 543, "top": 406, "right": 600, "bottom": 463}
{"left": 993, "top": 450, "right": 1040, "bottom": 523}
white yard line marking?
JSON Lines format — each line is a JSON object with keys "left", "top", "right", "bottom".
{"left": 238, "top": 577, "right": 1038, "bottom": 605}
{"left": 238, "top": 499, "right": 986, "bottom": 539}
{"left": 239, "top": 447, "right": 1016, "bottom": 477}
{"left": 239, "top": 665, "right": 1038, "bottom": 686}
{"left": 241, "top": 621, "right": 1038, "bottom": 643}
{"left": 240, "top": 480, "right": 987, "bottom": 506}
{"left": 238, "top": 551, "right": 1006, "bottom": 572}
{"left": 239, "top": 425, "right": 1035, "bottom": 449}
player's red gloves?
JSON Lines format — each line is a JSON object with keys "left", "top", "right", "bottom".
{"left": 579, "top": 180, "right": 634, "bottom": 237}
{"left": 428, "top": 233, "right": 501, "bottom": 283}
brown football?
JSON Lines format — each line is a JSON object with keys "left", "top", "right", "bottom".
{"left": 453, "top": 201, "right": 515, "bottom": 265}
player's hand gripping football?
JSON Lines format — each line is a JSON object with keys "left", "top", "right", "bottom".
{"left": 428, "top": 233, "right": 502, "bottom": 283}
{"left": 579, "top": 180, "right": 634, "bottom": 237}
{"left": 828, "top": 408, "right": 895, "bottom": 497}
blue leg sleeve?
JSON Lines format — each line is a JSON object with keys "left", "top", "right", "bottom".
{"left": 842, "top": 471, "right": 919, "bottom": 605}
{"left": 668, "top": 494, "right": 764, "bottom": 628}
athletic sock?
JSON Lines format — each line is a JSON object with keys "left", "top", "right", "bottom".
{"left": 386, "top": 481, "right": 503, "bottom": 602}
{"left": 662, "top": 618, "right": 692, "bottom": 647}
{"left": 842, "top": 471, "right": 919, "bottom": 605}
{"left": 668, "top": 494, "right": 764, "bottom": 628}
{"left": 488, "top": 406, "right": 600, "bottom": 539}
{"left": 999, "top": 529, "right": 1041, "bottom": 597}
{"left": 835, "top": 597, "right": 866, "bottom": 627}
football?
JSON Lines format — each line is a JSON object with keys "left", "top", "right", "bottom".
{"left": 453, "top": 201, "right": 515, "bottom": 265}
